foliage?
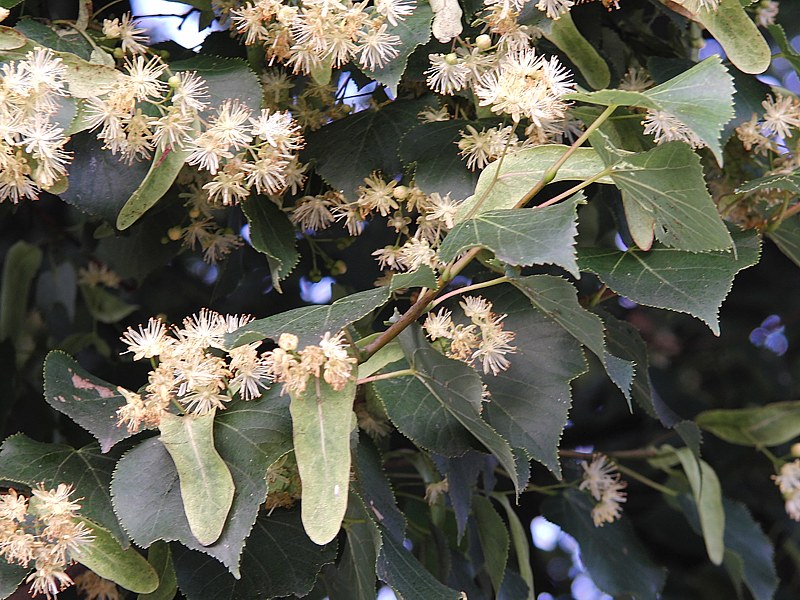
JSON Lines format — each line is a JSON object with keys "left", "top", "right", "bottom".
{"left": 0, "top": 0, "right": 799, "bottom": 599}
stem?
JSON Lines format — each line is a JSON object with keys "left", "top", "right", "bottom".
{"left": 363, "top": 107, "right": 617, "bottom": 360}
{"left": 428, "top": 276, "right": 509, "bottom": 310}
{"left": 515, "top": 104, "right": 618, "bottom": 209}
{"left": 535, "top": 166, "right": 614, "bottom": 210}
{"left": 461, "top": 136, "right": 513, "bottom": 221}
{"left": 357, "top": 368, "right": 415, "bottom": 385}
{"left": 91, "top": 0, "right": 128, "bottom": 19}
{"left": 76, "top": 0, "right": 92, "bottom": 30}
{"left": 363, "top": 288, "right": 439, "bottom": 358}
{"left": 615, "top": 463, "right": 678, "bottom": 497}
{"left": 773, "top": 200, "right": 800, "bottom": 225}
{"left": 52, "top": 20, "right": 102, "bottom": 51}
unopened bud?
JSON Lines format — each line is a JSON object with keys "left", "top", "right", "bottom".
{"left": 393, "top": 185, "right": 409, "bottom": 200}
{"left": 168, "top": 75, "right": 181, "bottom": 88}
{"left": 278, "top": 333, "right": 299, "bottom": 351}
{"left": 791, "top": 443, "right": 800, "bottom": 458}
{"left": 113, "top": 47, "right": 124, "bottom": 59}
{"left": 444, "top": 53, "right": 459, "bottom": 66}
{"left": 167, "top": 227, "right": 183, "bottom": 241}
{"left": 475, "top": 34, "right": 492, "bottom": 50}
{"left": 331, "top": 260, "right": 347, "bottom": 275}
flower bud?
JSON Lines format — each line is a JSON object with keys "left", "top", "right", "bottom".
{"left": 278, "top": 333, "right": 299, "bottom": 351}
{"left": 475, "top": 34, "right": 492, "bottom": 50}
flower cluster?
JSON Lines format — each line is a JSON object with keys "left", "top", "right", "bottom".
{"left": 578, "top": 454, "right": 628, "bottom": 527}
{"left": 424, "top": 296, "right": 516, "bottom": 375}
{"left": 641, "top": 109, "right": 705, "bottom": 149}
{"left": 457, "top": 124, "right": 519, "bottom": 171}
{"left": 288, "top": 170, "right": 459, "bottom": 272}
{"left": 101, "top": 13, "right": 148, "bottom": 55}
{"left": 186, "top": 100, "right": 304, "bottom": 204}
{"left": 83, "top": 56, "right": 205, "bottom": 164}
{"left": 230, "top": 0, "right": 413, "bottom": 75}
{"left": 0, "top": 484, "right": 93, "bottom": 599}
{"left": 116, "top": 310, "right": 270, "bottom": 431}
{"left": 736, "top": 93, "right": 800, "bottom": 158}
{"left": 263, "top": 331, "right": 357, "bottom": 394}
{"left": 0, "top": 48, "right": 72, "bottom": 203}
{"left": 772, "top": 460, "right": 800, "bottom": 521}
{"left": 426, "top": 45, "right": 576, "bottom": 137}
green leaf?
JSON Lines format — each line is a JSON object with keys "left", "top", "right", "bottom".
{"left": 398, "top": 120, "right": 480, "bottom": 201}
{"left": 170, "top": 56, "right": 262, "bottom": 112}
{"left": 542, "top": 489, "right": 666, "bottom": 599}
{"left": 241, "top": 198, "right": 299, "bottom": 289}
{"left": 578, "top": 229, "right": 761, "bottom": 335}
{"left": 357, "top": 341, "right": 404, "bottom": 379}
{"left": 721, "top": 499, "right": 778, "bottom": 600}
{"left": 14, "top": 18, "right": 91, "bottom": 58}
{"left": 305, "top": 97, "right": 433, "bottom": 198}
{"left": 440, "top": 195, "right": 581, "bottom": 277}
{"left": 138, "top": 542, "right": 178, "bottom": 600}
{"left": 601, "top": 312, "right": 683, "bottom": 426}
{"left": 695, "top": 401, "right": 800, "bottom": 447}
{"left": 768, "top": 24, "right": 800, "bottom": 74}
{"left": 512, "top": 275, "right": 634, "bottom": 403}
{"left": 674, "top": 447, "right": 725, "bottom": 565}
{"left": 569, "top": 56, "right": 735, "bottom": 162}
{"left": 58, "top": 52, "right": 124, "bottom": 99}
{"left": 768, "top": 215, "right": 800, "bottom": 268}
{"left": 172, "top": 509, "right": 338, "bottom": 599}
{"left": 95, "top": 200, "right": 184, "bottom": 283}
{"left": 737, "top": 171, "right": 800, "bottom": 195}
{"left": 352, "top": 436, "right": 407, "bottom": 543}
{"left": 362, "top": 0, "right": 433, "bottom": 94}
{"left": 0, "top": 559, "right": 29, "bottom": 600}
{"left": 79, "top": 284, "right": 138, "bottom": 323}
{"left": 116, "top": 137, "right": 194, "bottom": 230}
{"left": 61, "top": 134, "right": 151, "bottom": 223}
{"left": 454, "top": 145, "right": 610, "bottom": 222}
{"left": 112, "top": 391, "right": 293, "bottom": 575}
{"left": 290, "top": 378, "right": 356, "bottom": 545}
{"left": 607, "top": 141, "right": 732, "bottom": 251}
{"left": 370, "top": 356, "right": 475, "bottom": 457}
{"left": 473, "top": 495, "right": 509, "bottom": 594}
{"left": 0, "top": 25, "right": 27, "bottom": 49}
{"left": 35, "top": 262, "right": 77, "bottom": 321}
{"left": 0, "top": 240, "right": 42, "bottom": 344}
{"left": 43, "top": 351, "right": 134, "bottom": 453}
{"left": 159, "top": 412, "right": 235, "bottom": 547}
{"left": 481, "top": 286, "right": 586, "bottom": 477}
{"left": 0, "top": 435, "right": 127, "bottom": 544}
{"left": 226, "top": 286, "right": 391, "bottom": 348}
{"left": 73, "top": 519, "right": 159, "bottom": 594}
{"left": 539, "top": 12, "right": 610, "bottom": 89}
{"left": 323, "top": 492, "right": 381, "bottom": 600}
{"left": 494, "top": 495, "right": 534, "bottom": 600}
{"left": 377, "top": 526, "right": 463, "bottom": 600}
{"left": 695, "top": 0, "right": 770, "bottom": 75}
{"left": 378, "top": 325, "right": 520, "bottom": 492}
{"left": 389, "top": 265, "right": 438, "bottom": 291}
{"left": 432, "top": 451, "right": 485, "bottom": 541}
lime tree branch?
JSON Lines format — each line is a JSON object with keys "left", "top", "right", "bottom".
{"left": 362, "top": 106, "right": 616, "bottom": 359}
